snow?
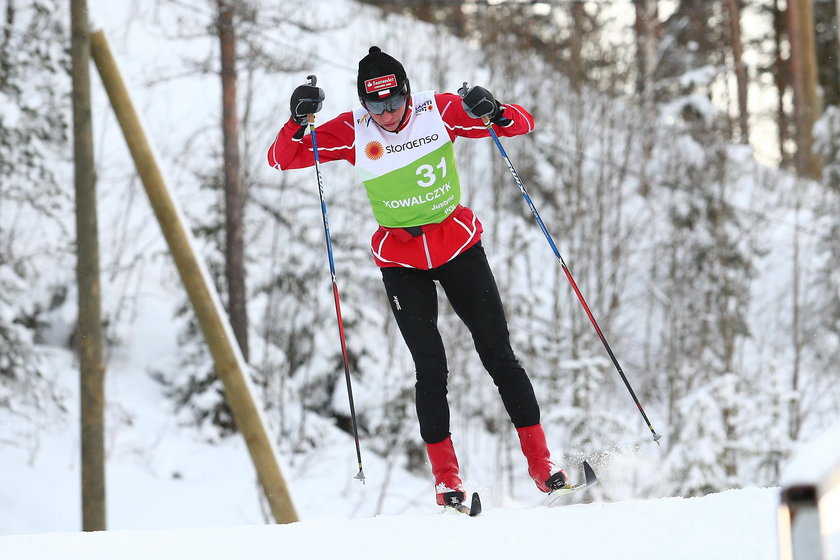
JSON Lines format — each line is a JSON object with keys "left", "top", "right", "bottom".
{"left": 0, "top": 488, "right": 781, "bottom": 560}
{"left": 782, "top": 419, "right": 840, "bottom": 488}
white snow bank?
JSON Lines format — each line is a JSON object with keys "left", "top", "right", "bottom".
{"left": 0, "top": 488, "right": 779, "bottom": 560}
{"left": 781, "top": 417, "right": 840, "bottom": 488}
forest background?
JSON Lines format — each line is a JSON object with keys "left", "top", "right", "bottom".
{"left": 2, "top": 0, "right": 839, "bottom": 528}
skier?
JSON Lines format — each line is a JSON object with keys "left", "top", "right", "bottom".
{"left": 268, "top": 46, "right": 567, "bottom": 508}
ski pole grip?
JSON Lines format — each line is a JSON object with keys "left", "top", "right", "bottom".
{"left": 457, "top": 81, "right": 469, "bottom": 99}
{"left": 458, "top": 82, "right": 490, "bottom": 126}
{"left": 306, "top": 75, "right": 318, "bottom": 123}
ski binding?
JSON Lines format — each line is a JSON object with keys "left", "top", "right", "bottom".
{"left": 545, "top": 460, "right": 598, "bottom": 506}
{"left": 442, "top": 491, "right": 482, "bottom": 517}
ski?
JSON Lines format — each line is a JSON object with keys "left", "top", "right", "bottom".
{"left": 443, "top": 492, "right": 482, "bottom": 517}
{"left": 545, "top": 461, "right": 598, "bottom": 507}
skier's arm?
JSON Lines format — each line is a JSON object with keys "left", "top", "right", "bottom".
{"left": 267, "top": 112, "right": 356, "bottom": 170}
{"left": 435, "top": 92, "right": 535, "bottom": 141}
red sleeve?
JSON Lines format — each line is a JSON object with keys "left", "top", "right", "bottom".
{"left": 435, "top": 92, "right": 535, "bottom": 142}
{"left": 267, "top": 111, "right": 356, "bottom": 170}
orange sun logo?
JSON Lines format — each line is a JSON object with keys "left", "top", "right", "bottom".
{"left": 365, "top": 141, "right": 385, "bottom": 160}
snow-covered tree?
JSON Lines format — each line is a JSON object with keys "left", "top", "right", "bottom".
{"left": 815, "top": 106, "right": 840, "bottom": 191}
{"left": 666, "top": 373, "right": 741, "bottom": 495}
{"left": 638, "top": 72, "right": 760, "bottom": 495}
{"left": 0, "top": 0, "right": 72, "bottom": 428}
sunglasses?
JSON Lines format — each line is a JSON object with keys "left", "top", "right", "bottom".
{"left": 363, "top": 85, "right": 408, "bottom": 115}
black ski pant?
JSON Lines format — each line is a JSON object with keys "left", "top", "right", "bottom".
{"left": 380, "top": 242, "right": 540, "bottom": 444}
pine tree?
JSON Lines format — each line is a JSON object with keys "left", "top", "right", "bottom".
{"left": 667, "top": 373, "right": 741, "bottom": 496}
{"left": 648, "top": 104, "right": 757, "bottom": 496}
{"left": 0, "top": 0, "right": 72, "bottom": 427}
{"left": 801, "top": 107, "right": 840, "bottom": 433}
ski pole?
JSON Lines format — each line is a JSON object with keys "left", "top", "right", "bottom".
{"left": 464, "top": 84, "right": 662, "bottom": 445}
{"left": 306, "top": 75, "right": 366, "bottom": 481}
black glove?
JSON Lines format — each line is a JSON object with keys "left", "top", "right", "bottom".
{"left": 290, "top": 83, "right": 325, "bottom": 125}
{"left": 457, "top": 84, "right": 511, "bottom": 126}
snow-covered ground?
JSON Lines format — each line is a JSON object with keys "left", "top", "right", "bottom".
{"left": 0, "top": 488, "right": 781, "bottom": 560}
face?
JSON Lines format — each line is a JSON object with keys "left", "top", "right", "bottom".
{"left": 368, "top": 98, "right": 408, "bottom": 132}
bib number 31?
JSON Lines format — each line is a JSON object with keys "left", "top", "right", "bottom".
{"left": 415, "top": 156, "right": 447, "bottom": 187}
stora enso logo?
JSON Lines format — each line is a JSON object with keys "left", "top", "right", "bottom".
{"left": 364, "top": 141, "right": 385, "bottom": 160}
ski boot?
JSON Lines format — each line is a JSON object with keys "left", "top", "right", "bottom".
{"left": 517, "top": 424, "right": 569, "bottom": 492}
{"left": 426, "top": 436, "right": 465, "bottom": 506}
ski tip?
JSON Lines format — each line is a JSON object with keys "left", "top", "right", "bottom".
{"left": 582, "top": 461, "right": 598, "bottom": 487}
{"left": 469, "top": 492, "right": 482, "bottom": 517}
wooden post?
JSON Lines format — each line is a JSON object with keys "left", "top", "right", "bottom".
{"left": 88, "top": 28, "right": 299, "bottom": 524}
{"left": 71, "top": 0, "right": 107, "bottom": 532}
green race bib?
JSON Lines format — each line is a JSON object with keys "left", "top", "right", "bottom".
{"left": 354, "top": 91, "right": 462, "bottom": 228}
{"left": 363, "top": 142, "right": 461, "bottom": 227}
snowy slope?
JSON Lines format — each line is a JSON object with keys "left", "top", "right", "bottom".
{"left": 0, "top": 488, "right": 780, "bottom": 560}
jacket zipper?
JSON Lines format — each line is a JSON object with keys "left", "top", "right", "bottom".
{"left": 421, "top": 233, "right": 433, "bottom": 269}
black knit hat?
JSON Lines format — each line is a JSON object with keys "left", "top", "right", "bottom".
{"left": 357, "top": 46, "right": 409, "bottom": 101}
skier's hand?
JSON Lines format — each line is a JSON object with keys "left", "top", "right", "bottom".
{"left": 290, "top": 83, "right": 325, "bottom": 125}
{"left": 457, "top": 84, "right": 511, "bottom": 126}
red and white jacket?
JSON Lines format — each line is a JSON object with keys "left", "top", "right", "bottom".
{"left": 267, "top": 92, "right": 535, "bottom": 269}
